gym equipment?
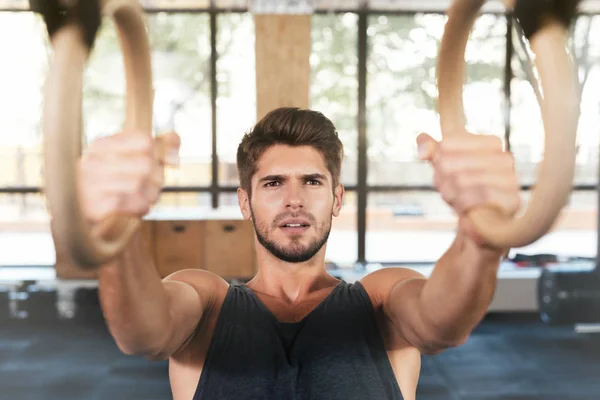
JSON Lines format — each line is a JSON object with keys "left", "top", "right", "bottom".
{"left": 32, "top": 0, "right": 153, "bottom": 269}
{"left": 538, "top": 264, "right": 600, "bottom": 325}
{"left": 438, "top": 0, "right": 581, "bottom": 249}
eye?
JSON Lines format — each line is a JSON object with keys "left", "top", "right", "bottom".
{"left": 264, "top": 181, "right": 281, "bottom": 187}
{"left": 307, "top": 179, "right": 322, "bottom": 186}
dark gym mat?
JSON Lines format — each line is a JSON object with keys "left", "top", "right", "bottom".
{"left": 0, "top": 309, "right": 598, "bottom": 399}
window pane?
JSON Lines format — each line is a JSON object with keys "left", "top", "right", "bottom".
{"left": 327, "top": 190, "right": 358, "bottom": 265}
{"left": 0, "top": 12, "right": 48, "bottom": 187}
{"left": 311, "top": 13, "right": 358, "bottom": 186}
{"left": 83, "top": 13, "right": 212, "bottom": 186}
{"left": 366, "top": 190, "right": 596, "bottom": 264}
{"left": 367, "top": 13, "right": 507, "bottom": 185}
{"left": 0, "top": 192, "right": 213, "bottom": 266}
{"left": 150, "top": 13, "right": 212, "bottom": 187}
{"left": 0, "top": 193, "right": 53, "bottom": 266}
{"left": 366, "top": 191, "right": 454, "bottom": 263}
{"left": 142, "top": 0, "right": 210, "bottom": 8}
{"left": 219, "top": 193, "right": 244, "bottom": 216}
{"left": 0, "top": 1, "right": 212, "bottom": 10}
{"left": 148, "top": 192, "right": 212, "bottom": 218}
{"left": 314, "top": 0, "right": 362, "bottom": 10}
{"left": 217, "top": 13, "right": 256, "bottom": 186}
{"left": 573, "top": 15, "right": 600, "bottom": 185}
{"left": 0, "top": 0, "right": 27, "bottom": 9}
{"left": 511, "top": 15, "right": 599, "bottom": 186}
{"left": 214, "top": 0, "right": 247, "bottom": 8}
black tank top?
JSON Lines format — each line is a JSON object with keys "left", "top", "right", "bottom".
{"left": 192, "top": 280, "right": 404, "bottom": 400}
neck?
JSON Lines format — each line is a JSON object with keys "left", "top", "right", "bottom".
{"left": 247, "top": 243, "right": 339, "bottom": 303}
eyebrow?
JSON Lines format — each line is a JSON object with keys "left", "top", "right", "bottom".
{"left": 258, "top": 173, "right": 329, "bottom": 183}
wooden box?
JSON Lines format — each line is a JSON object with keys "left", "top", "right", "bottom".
{"left": 202, "top": 220, "right": 256, "bottom": 280}
{"left": 54, "top": 219, "right": 257, "bottom": 281}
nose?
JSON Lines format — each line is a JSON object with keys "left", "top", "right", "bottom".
{"left": 285, "top": 183, "right": 304, "bottom": 210}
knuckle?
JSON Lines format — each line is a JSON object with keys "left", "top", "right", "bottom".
{"left": 437, "top": 140, "right": 452, "bottom": 155}
{"left": 490, "top": 135, "right": 503, "bottom": 149}
{"left": 441, "top": 191, "right": 453, "bottom": 204}
{"left": 96, "top": 196, "right": 120, "bottom": 219}
{"left": 137, "top": 204, "right": 151, "bottom": 216}
{"left": 440, "top": 183, "right": 456, "bottom": 203}
{"left": 502, "top": 154, "right": 515, "bottom": 170}
{"left": 138, "top": 135, "right": 154, "bottom": 154}
{"left": 511, "top": 193, "right": 522, "bottom": 210}
{"left": 455, "top": 173, "right": 470, "bottom": 190}
{"left": 148, "top": 188, "right": 161, "bottom": 204}
{"left": 140, "top": 158, "right": 154, "bottom": 176}
{"left": 436, "top": 158, "right": 452, "bottom": 177}
{"left": 131, "top": 179, "right": 146, "bottom": 195}
{"left": 479, "top": 188, "right": 492, "bottom": 204}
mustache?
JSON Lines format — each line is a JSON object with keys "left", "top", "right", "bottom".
{"left": 272, "top": 212, "right": 316, "bottom": 227}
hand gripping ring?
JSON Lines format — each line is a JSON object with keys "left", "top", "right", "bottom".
{"left": 33, "top": 0, "right": 154, "bottom": 269}
{"left": 437, "top": 0, "right": 581, "bottom": 249}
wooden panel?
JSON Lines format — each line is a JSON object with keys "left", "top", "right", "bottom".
{"left": 153, "top": 220, "right": 204, "bottom": 278}
{"left": 254, "top": 14, "right": 311, "bottom": 120}
{"left": 203, "top": 220, "right": 256, "bottom": 279}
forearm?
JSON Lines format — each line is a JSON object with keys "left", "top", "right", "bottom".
{"left": 98, "top": 230, "right": 172, "bottom": 356}
{"left": 419, "top": 233, "right": 503, "bottom": 345}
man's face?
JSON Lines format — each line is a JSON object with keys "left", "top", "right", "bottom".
{"left": 238, "top": 144, "right": 343, "bottom": 263}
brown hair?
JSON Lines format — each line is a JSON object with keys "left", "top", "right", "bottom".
{"left": 236, "top": 107, "right": 344, "bottom": 195}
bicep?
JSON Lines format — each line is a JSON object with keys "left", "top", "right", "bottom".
{"left": 153, "top": 270, "right": 223, "bottom": 359}
{"left": 160, "top": 280, "right": 205, "bottom": 356}
{"left": 361, "top": 268, "right": 435, "bottom": 353}
{"left": 384, "top": 277, "right": 436, "bottom": 352}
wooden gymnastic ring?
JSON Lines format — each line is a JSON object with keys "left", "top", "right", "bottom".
{"left": 437, "top": 0, "right": 581, "bottom": 248}
{"left": 42, "top": 0, "right": 153, "bottom": 269}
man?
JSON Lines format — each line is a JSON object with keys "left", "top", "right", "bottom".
{"left": 78, "top": 107, "right": 519, "bottom": 399}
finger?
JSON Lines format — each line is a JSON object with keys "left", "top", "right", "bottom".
{"left": 92, "top": 163, "right": 163, "bottom": 202}
{"left": 91, "top": 178, "right": 150, "bottom": 198}
{"left": 434, "top": 153, "right": 515, "bottom": 177}
{"left": 416, "top": 132, "right": 438, "bottom": 161}
{"left": 453, "top": 174, "right": 521, "bottom": 216}
{"left": 144, "top": 163, "right": 164, "bottom": 204}
{"left": 437, "top": 135, "right": 504, "bottom": 154}
{"left": 155, "top": 132, "right": 181, "bottom": 166}
{"left": 454, "top": 171, "right": 520, "bottom": 194}
{"left": 81, "top": 156, "right": 160, "bottom": 184}
{"left": 435, "top": 174, "right": 460, "bottom": 208}
{"left": 111, "top": 193, "right": 151, "bottom": 217}
{"left": 90, "top": 188, "right": 154, "bottom": 221}
{"left": 85, "top": 131, "right": 154, "bottom": 158}
{"left": 457, "top": 189, "right": 520, "bottom": 217}
{"left": 83, "top": 194, "right": 148, "bottom": 223}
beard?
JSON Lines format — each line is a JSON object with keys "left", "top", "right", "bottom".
{"left": 250, "top": 207, "right": 332, "bottom": 263}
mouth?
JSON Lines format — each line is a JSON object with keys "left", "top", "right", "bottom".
{"left": 279, "top": 219, "right": 311, "bottom": 234}
{"left": 280, "top": 225, "right": 310, "bottom": 234}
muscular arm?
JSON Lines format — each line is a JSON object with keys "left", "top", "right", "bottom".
{"left": 98, "top": 230, "right": 224, "bottom": 360}
{"left": 408, "top": 234, "right": 502, "bottom": 352}
{"left": 363, "top": 233, "right": 503, "bottom": 355}
{"left": 366, "top": 128, "right": 514, "bottom": 354}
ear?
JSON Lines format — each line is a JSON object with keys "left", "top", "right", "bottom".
{"left": 238, "top": 188, "right": 251, "bottom": 220}
{"left": 332, "top": 184, "right": 344, "bottom": 217}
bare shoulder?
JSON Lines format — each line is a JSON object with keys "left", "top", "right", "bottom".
{"left": 163, "top": 269, "right": 230, "bottom": 309}
{"left": 359, "top": 267, "right": 427, "bottom": 311}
